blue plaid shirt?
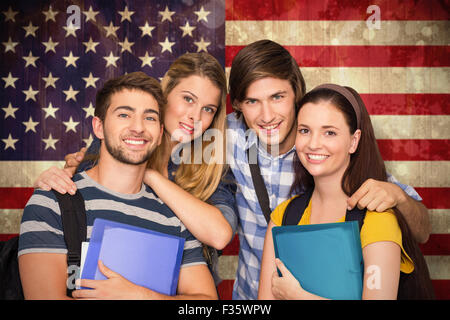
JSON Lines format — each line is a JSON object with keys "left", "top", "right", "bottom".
{"left": 226, "top": 112, "right": 422, "bottom": 300}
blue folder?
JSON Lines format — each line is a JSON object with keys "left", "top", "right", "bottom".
{"left": 272, "top": 221, "right": 364, "bottom": 300}
{"left": 81, "top": 218, "right": 185, "bottom": 296}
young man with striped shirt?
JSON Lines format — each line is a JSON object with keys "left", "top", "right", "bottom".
{"left": 18, "top": 72, "right": 217, "bottom": 300}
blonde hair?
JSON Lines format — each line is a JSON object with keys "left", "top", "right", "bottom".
{"left": 148, "top": 52, "right": 227, "bottom": 201}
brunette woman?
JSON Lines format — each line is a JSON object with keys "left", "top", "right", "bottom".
{"left": 258, "top": 84, "right": 434, "bottom": 300}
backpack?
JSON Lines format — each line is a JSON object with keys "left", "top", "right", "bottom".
{"left": 282, "top": 189, "right": 435, "bottom": 300}
{"left": 282, "top": 188, "right": 366, "bottom": 228}
{"left": 0, "top": 190, "right": 86, "bottom": 300}
{"left": 0, "top": 236, "right": 22, "bottom": 299}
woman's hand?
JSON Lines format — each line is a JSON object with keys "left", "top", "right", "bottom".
{"left": 142, "top": 166, "right": 233, "bottom": 250}
{"left": 34, "top": 147, "right": 87, "bottom": 194}
{"left": 271, "top": 258, "right": 304, "bottom": 300}
{"left": 64, "top": 147, "right": 86, "bottom": 169}
{"left": 33, "top": 166, "right": 77, "bottom": 195}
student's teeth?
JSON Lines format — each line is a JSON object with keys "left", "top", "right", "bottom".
{"left": 180, "top": 123, "right": 193, "bottom": 131}
{"left": 308, "top": 154, "right": 328, "bottom": 160}
{"left": 125, "top": 140, "right": 144, "bottom": 145}
{"left": 262, "top": 124, "right": 278, "bottom": 130}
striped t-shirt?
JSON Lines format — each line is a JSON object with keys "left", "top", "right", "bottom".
{"left": 18, "top": 171, "right": 205, "bottom": 268}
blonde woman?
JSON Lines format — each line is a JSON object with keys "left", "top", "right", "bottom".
{"left": 33, "top": 53, "right": 237, "bottom": 286}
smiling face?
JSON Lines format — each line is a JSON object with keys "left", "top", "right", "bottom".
{"left": 238, "top": 77, "right": 297, "bottom": 155}
{"left": 163, "top": 75, "right": 221, "bottom": 144}
{"left": 295, "top": 100, "right": 361, "bottom": 181}
{"left": 94, "top": 88, "right": 163, "bottom": 165}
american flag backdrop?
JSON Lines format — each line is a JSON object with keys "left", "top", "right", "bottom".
{"left": 0, "top": 0, "right": 448, "bottom": 300}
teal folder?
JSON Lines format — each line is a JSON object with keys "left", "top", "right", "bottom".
{"left": 81, "top": 218, "right": 185, "bottom": 296}
{"left": 272, "top": 221, "right": 364, "bottom": 300}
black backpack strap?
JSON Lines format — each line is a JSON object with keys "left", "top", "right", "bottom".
{"left": 52, "top": 190, "right": 86, "bottom": 296}
{"left": 282, "top": 188, "right": 366, "bottom": 229}
{"left": 247, "top": 144, "right": 271, "bottom": 224}
{"left": 282, "top": 188, "right": 313, "bottom": 226}
{"left": 345, "top": 206, "right": 366, "bottom": 230}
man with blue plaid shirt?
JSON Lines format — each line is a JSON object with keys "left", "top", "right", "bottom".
{"left": 226, "top": 40, "right": 431, "bottom": 300}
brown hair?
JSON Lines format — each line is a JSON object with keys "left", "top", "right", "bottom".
{"left": 95, "top": 71, "right": 166, "bottom": 122}
{"left": 291, "top": 85, "right": 435, "bottom": 299}
{"left": 228, "top": 39, "right": 306, "bottom": 117}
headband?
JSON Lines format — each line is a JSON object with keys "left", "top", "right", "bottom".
{"left": 311, "top": 83, "right": 361, "bottom": 129}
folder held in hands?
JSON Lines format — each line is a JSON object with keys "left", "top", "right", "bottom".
{"left": 272, "top": 221, "right": 364, "bottom": 300}
{"left": 81, "top": 218, "right": 185, "bottom": 296}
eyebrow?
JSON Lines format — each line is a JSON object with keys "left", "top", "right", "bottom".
{"left": 271, "top": 90, "right": 287, "bottom": 97}
{"left": 322, "top": 125, "right": 339, "bottom": 130}
{"left": 245, "top": 90, "right": 287, "bottom": 101}
{"left": 113, "top": 105, "right": 160, "bottom": 116}
{"left": 181, "top": 90, "right": 218, "bottom": 109}
{"left": 298, "top": 123, "right": 340, "bottom": 130}
{"left": 181, "top": 90, "right": 198, "bottom": 100}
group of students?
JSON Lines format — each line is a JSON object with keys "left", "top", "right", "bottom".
{"left": 18, "top": 40, "right": 434, "bottom": 300}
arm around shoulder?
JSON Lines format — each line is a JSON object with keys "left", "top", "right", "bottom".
{"left": 396, "top": 194, "right": 431, "bottom": 243}
{"left": 347, "top": 178, "right": 431, "bottom": 243}
{"left": 144, "top": 168, "right": 233, "bottom": 250}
